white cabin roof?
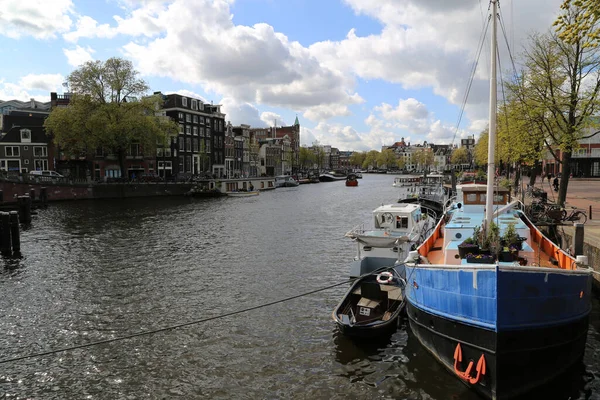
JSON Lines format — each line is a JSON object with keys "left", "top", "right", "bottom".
{"left": 373, "top": 203, "right": 421, "bottom": 214}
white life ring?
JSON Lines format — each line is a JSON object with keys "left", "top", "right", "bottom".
{"left": 376, "top": 271, "right": 394, "bottom": 284}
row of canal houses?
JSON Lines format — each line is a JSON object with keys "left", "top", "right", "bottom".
{"left": 0, "top": 92, "right": 301, "bottom": 180}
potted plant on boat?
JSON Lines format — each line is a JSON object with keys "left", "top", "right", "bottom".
{"left": 458, "top": 236, "right": 479, "bottom": 258}
{"left": 501, "top": 222, "right": 523, "bottom": 251}
{"left": 479, "top": 221, "right": 500, "bottom": 258}
{"left": 499, "top": 243, "right": 520, "bottom": 262}
{"left": 465, "top": 252, "right": 495, "bottom": 264}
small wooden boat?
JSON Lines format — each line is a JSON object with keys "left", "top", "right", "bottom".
{"left": 227, "top": 190, "right": 259, "bottom": 197}
{"left": 332, "top": 268, "right": 405, "bottom": 337}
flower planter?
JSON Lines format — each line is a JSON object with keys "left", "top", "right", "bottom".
{"left": 458, "top": 244, "right": 479, "bottom": 258}
{"left": 466, "top": 257, "right": 495, "bottom": 264}
{"left": 499, "top": 251, "right": 517, "bottom": 262}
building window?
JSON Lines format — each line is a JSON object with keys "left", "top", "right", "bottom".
{"left": 206, "top": 140, "right": 211, "bottom": 153}
{"left": 179, "top": 156, "right": 184, "bottom": 172}
{"left": 200, "top": 116, "right": 204, "bottom": 125}
{"left": 192, "top": 99, "right": 197, "bottom": 110}
{"left": 193, "top": 115, "right": 198, "bottom": 123}
{"left": 200, "top": 127, "right": 205, "bottom": 137}
{"left": 186, "top": 137, "right": 191, "bottom": 152}
{"left": 185, "top": 156, "right": 191, "bottom": 172}
{"left": 128, "top": 143, "right": 141, "bottom": 157}
{"left": 182, "top": 97, "right": 188, "bottom": 107}
{"left": 24, "top": 159, "right": 29, "bottom": 165}
{"left": 34, "top": 159, "right": 48, "bottom": 171}
{"left": 34, "top": 146, "right": 48, "bottom": 157}
{"left": 186, "top": 114, "right": 191, "bottom": 123}
{"left": 193, "top": 138, "right": 198, "bottom": 152}
{"left": 193, "top": 126, "right": 198, "bottom": 136}
{"left": 179, "top": 137, "right": 185, "bottom": 151}
{"left": 5, "top": 146, "right": 19, "bottom": 157}
{"left": 178, "top": 112, "right": 184, "bottom": 120}
{"left": 20, "top": 129, "right": 31, "bottom": 143}
{"left": 185, "top": 125, "right": 191, "bottom": 135}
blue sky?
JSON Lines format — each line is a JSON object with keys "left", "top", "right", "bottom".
{"left": 0, "top": 0, "right": 566, "bottom": 151}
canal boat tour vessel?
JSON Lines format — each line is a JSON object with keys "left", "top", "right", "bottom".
{"left": 345, "top": 173, "right": 359, "bottom": 187}
{"left": 402, "top": 2, "right": 593, "bottom": 399}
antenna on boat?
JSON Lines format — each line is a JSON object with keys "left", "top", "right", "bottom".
{"left": 485, "top": 0, "right": 498, "bottom": 227}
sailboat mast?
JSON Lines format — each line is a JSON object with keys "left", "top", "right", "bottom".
{"left": 485, "top": 0, "right": 498, "bottom": 225}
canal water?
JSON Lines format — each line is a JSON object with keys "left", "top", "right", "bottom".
{"left": 1, "top": 174, "right": 599, "bottom": 399}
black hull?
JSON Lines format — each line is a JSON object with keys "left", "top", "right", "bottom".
{"left": 406, "top": 303, "right": 588, "bottom": 400}
{"left": 335, "top": 317, "right": 399, "bottom": 338}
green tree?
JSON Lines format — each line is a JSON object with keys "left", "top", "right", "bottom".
{"left": 555, "top": 0, "right": 600, "bottom": 47}
{"left": 45, "top": 58, "right": 178, "bottom": 178}
{"left": 450, "top": 147, "right": 469, "bottom": 165}
{"left": 349, "top": 151, "right": 366, "bottom": 169}
{"left": 377, "top": 149, "right": 397, "bottom": 169}
{"left": 411, "top": 148, "right": 434, "bottom": 172}
{"left": 508, "top": 11, "right": 600, "bottom": 204}
{"left": 299, "top": 146, "right": 316, "bottom": 170}
{"left": 363, "top": 150, "right": 379, "bottom": 170}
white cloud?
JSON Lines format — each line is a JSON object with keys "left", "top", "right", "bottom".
{"left": 63, "top": 16, "right": 115, "bottom": 43}
{"left": 0, "top": 0, "right": 73, "bottom": 39}
{"left": 260, "top": 112, "right": 285, "bottom": 127}
{"left": 220, "top": 98, "right": 266, "bottom": 127}
{"left": 63, "top": 45, "right": 95, "bottom": 68}
{"left": 0, "top": 80, "right": 50, "bottom": 102}
{"left": 121, "top": 0, "right": 361, "bottom": 120}
{"left": 18, "top": 74, "right": 65, "bottom": 92}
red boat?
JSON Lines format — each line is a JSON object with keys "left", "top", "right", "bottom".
{"left": 346, "top": 173, "right": 358, "bottom": 187}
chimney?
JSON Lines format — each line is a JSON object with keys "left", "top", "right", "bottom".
{"left": 30, "top": 98, "right": 35, "bottom": 108}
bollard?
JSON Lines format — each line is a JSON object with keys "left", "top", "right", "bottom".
{"left": 574, "top": 223, "right": 585, "bottom": 256}
{"left": 9, "top": 211, "right": 19, "bottom": 256}
{"left": 0, "top": 212, "right": 11, "bottom": 255}
{"left": 40, "top": 187, "right": 48, "bottom": 206}
{"left": 29, "top": 188, "right": 35, "bottom": 203}
{"left": 590, "top": 205, "right": 593, "bottom": 220}
{"left": 18, "top": 196, "right": 31, "bottom": 224}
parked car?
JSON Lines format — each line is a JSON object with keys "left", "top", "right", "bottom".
{"left": 29, "top": 170, "right": 64, "bottom": 178}
{"left": 29, "top": 170, "right": 64, "bottom": 182}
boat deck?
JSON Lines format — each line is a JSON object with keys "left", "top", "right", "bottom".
{"left": 424, "top": 237, "right": 560, "bottom": 268}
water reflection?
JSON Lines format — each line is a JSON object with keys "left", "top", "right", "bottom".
{"left": 0, "top": 175, "right": 598, "bottom": 398}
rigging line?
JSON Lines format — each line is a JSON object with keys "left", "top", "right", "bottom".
{"left": 498, "top": 6, "right": 519, "bottom": 80}
{"left": 0, "top": 278, "right": 355, "bottom": 366}
{"left": 450, "top": 13, "right": 491, "bottom": 149}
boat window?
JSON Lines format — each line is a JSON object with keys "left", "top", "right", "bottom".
{"left": 466, "top": 193, "right": 478, "bottom": 203}
{"left": 396, "top": 216, "right": 408, "bottom": 229}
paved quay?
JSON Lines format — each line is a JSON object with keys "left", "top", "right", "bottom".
{"left": 526, "top": 177, "right": 600, "bottom": 276}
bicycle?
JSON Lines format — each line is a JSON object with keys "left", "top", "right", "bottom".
{"left": 563, "top": 207, "right": 587, "bottom": 224}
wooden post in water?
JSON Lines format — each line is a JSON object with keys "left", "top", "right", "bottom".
{"left": 40, "top": 187, "right": 48, "bottom": 207}
{"left": 573, "top": 223, "right": 584, "bottom": 256}
{"left": 0, "top": 212, "right": 11, "bottom": 256}
{"left": 0, "top": 190, "right": 3, "bottom": 203}
{"left": 18, "top": 196, "right": 31, "bottom": 224}
{"left": 29, "top": 188, "right": 35, "bottom": 203}
{"left": 589, "top": 205, "right": 593, "bottom": 221}
{"left": 9, "top": 211, "right": 20, "bottom": 256}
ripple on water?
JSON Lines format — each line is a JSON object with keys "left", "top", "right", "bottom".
{"left": 0, "top": 176, "right": 598, "bottom": 399}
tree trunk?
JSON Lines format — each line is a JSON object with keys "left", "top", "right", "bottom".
{"left": 118, "top": 148, "right": 126, "bottom": 180}
{"left": 529, "top": 160, "right": 541, "bottom": 187}
{"left": 557, "top": 151, "right": 571, "bottom": 206}
{"left": 513, "top": 164, "right": 521, "bottom": 194}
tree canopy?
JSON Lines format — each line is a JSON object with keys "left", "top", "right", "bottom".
{"left": 44, "top": 57, "right": 178, "bottom": 177}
